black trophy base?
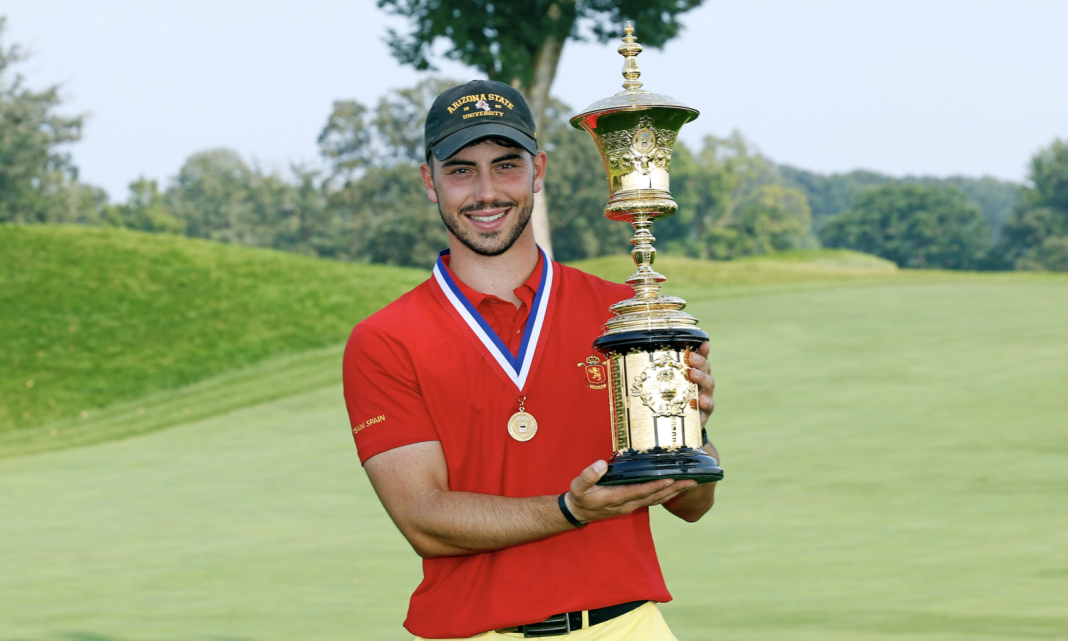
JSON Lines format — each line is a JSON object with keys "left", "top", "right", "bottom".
{"left": 593, "top": 327, "right": 708, "bottom": 353}
{"left": 598, "top": 447, "right": 724, "bottom": 486}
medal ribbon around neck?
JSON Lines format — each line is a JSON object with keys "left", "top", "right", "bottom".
{"left": 431, "top": 247, "right": 554, "bottom": 393}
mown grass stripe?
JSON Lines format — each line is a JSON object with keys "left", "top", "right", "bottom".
{"left": 0, "top": 343, "right": 344, "bottom": 460}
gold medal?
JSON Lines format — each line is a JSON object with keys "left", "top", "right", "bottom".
{"left": 508, "top": 411, "right": 538, "bottom": 442}
{"left": 507, "top": 396, "right": 537, "bottom": 442}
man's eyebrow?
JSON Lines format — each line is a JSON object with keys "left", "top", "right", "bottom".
{"left": 440, "top": 153, "right": 524, "bottom": 169}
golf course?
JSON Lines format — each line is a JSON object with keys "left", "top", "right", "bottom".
{"left": 2, "top": 225, "right": 1067, "bottom": 640}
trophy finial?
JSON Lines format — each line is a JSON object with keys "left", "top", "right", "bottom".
{"left": 619, "top": 21, "right": 644, "bottom": 92}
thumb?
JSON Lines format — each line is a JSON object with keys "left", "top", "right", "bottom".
{"left": 573, "top": 460, "right": 608, "bottom": 495}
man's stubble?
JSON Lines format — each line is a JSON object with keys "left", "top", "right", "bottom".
{"left": 437, "top": 198, "right": 534, "bottom": 258}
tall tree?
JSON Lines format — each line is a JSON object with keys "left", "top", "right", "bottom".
{"left": 318, "top": 77, "right": 458, "bottom": 183}
{"left": 0, "top": 17, "right": 87, "bottom": 224}
{"left": 377, "top": 0, "right": 705, "bottom": 257}
{"left": 998, "top": 139, "right": 1068, "bottom": 271}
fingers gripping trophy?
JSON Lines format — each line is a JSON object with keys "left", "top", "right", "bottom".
{"left": 571, "top": 23, "right": 724, "bottom": 486}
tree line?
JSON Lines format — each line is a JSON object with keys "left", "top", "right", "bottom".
{"left": 2, "top": 18, "right": 1066, "bottom": 272}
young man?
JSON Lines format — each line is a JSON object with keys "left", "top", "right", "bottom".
{"left": 343, "top": 80, "right": 719, "bottom": 640}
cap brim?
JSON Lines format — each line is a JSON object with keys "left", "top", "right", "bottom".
{"left": 430, "top": 123, "right": 538, "bottom": 161}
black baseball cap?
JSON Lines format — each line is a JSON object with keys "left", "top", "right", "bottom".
{"left": 424, "top": 80, "right": 538, "bottom": 162}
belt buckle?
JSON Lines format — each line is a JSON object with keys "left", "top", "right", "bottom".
{"left": 522, "top": 612, "right": 571, "bottom": 638}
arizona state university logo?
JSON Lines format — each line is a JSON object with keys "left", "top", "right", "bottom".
{"left": 577, "top": 355, "right": 607, "bottom": 390}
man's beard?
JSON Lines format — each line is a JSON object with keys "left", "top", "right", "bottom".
{"left": 438, "top": 199, "right": 533, "bottom": 257}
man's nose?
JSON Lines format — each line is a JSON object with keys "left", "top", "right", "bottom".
{"left": 473, "top": 169, "right": 501, "bottom": 204}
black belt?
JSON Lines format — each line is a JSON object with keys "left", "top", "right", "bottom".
{"left": 496, "top": 600, "right": 648, "bottom": 638}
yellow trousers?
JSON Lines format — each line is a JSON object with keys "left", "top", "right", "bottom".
{"left": 414, "top": 601, "right": 678, "bottom": 640}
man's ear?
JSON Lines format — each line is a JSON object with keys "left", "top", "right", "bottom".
{"left": 532, "top": 151, "right": 548, "bottom": 194}
{"left": 420, "top": 163, "right": 439, "bottom": 204}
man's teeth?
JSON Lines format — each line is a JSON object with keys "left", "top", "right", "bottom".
{"left": 470, "top": 211, "right": 505, "bottom": 222}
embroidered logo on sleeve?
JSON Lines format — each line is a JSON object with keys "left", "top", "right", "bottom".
{"left": 352, "top": 414, "right": 386, "bottom": 435}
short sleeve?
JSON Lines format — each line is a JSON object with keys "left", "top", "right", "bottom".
{"left": 343, "top": 321, "right": 438, "bottom": 464}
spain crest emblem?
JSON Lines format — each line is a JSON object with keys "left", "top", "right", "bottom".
{"left": 577, "top": 355, "right": 607, "bottom": 390}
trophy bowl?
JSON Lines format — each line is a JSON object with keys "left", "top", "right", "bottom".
{"left": 571, "top": 22, "right": 723, "bottom": 486}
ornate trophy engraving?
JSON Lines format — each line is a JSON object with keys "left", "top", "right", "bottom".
{"left": 571, "top": 23, "right": 724, "bottom": 485}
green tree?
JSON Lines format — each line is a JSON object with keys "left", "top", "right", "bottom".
{"left": 327, "top": 165, "right": 448, "bottom": 268}
{"left": 778, "top": 167, "right": 893, "bottom": 230}
{"left": 0, "top": 17, "right": 87, "bottom": 224}
{"left": 316, "top": 81, "right": 458, "bottom": 267}
{"left": 779, "top": 165, "right": 1021, "bottom": 241}
{"left": 820, "top": 184, "right": 991, "bottom": 269}
{"left": 379, "top": 1, "right": 701, "bottom": 126}
{"left": 1024, "top": 236, "right": 1068, "bottom": 272}
{"left": 937, "top": 176, "right": 1020, "bottom": 241}
{"left": 377, "top": 0, "right": 705, "bottom": 256}
{"left": 115, "top": 149, "right": 339, "bottom": 260}
{"left": 661, "top": 133, "right": 814, "bottom": 260}
{"left": 269, "top": 166, "right": 338, "bottom": 259}
{"left": 317, "top": 100, "right": 372, "bottom": 180}
{"left": 318, "top": 77, "right": 458, "bottom": 182}
{"left": 165, "top": 149, "right": 316, "bottom": 251}
{"left": 540, "top": 98, "right": 631, "bottom": 260}
{"left": 540, "top": 114, "right": 814, "bottom": 262}
{"left": 105, "top": 178, "right": 183, "bottom": 233}
{"left": 166, "top": 149, "right": 258, "bottom": 243}
{"left": 998, "top": 139, "right": 1068, "bottom": 271}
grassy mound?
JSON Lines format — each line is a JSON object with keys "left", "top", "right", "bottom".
{"left": 0, "top": 225, "right": 425, "bottom": 446}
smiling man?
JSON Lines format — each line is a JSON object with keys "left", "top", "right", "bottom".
{"left": 342, "top": 80, "right": 719, "bottom": 640}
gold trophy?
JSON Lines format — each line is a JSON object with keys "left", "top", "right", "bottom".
{"left": 571, "top": 23, "right": 723, "bottom": 485}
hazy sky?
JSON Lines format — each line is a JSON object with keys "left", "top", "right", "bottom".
{"left": 2, "top": 0, "right": 1066, "bottom": 199}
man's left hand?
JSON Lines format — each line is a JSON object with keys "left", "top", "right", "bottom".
{"left": 659, "top": 340, "right": 718, "bottom": 523}
{"left": 688, "top": 341, "right": 715, "bottom": 428}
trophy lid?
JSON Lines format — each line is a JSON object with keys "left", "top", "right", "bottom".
{"left": 571, "top": 22, "right": 699, "bottom": 126}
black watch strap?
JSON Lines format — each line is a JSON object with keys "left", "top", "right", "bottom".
{"left": 558, "top": 492, "right": 587, "bottom": 528}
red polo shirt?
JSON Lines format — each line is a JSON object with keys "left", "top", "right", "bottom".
{"left": 342, "top": 255, "right": 671, "bottom": 639}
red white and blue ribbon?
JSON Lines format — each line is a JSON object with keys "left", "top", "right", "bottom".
{"left": 432, "top": 247, "right": 554, "bottom": 392}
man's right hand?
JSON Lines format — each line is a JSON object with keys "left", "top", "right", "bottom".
{"left": 565, "top": 460, "right": 697, "bottom": 524}
{"left": 365, "top": 443, "right": 698, "bottom": 559}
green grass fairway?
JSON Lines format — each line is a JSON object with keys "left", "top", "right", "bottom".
{"left": 3, "top": 265, "right": 1066, "bottom": 640}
